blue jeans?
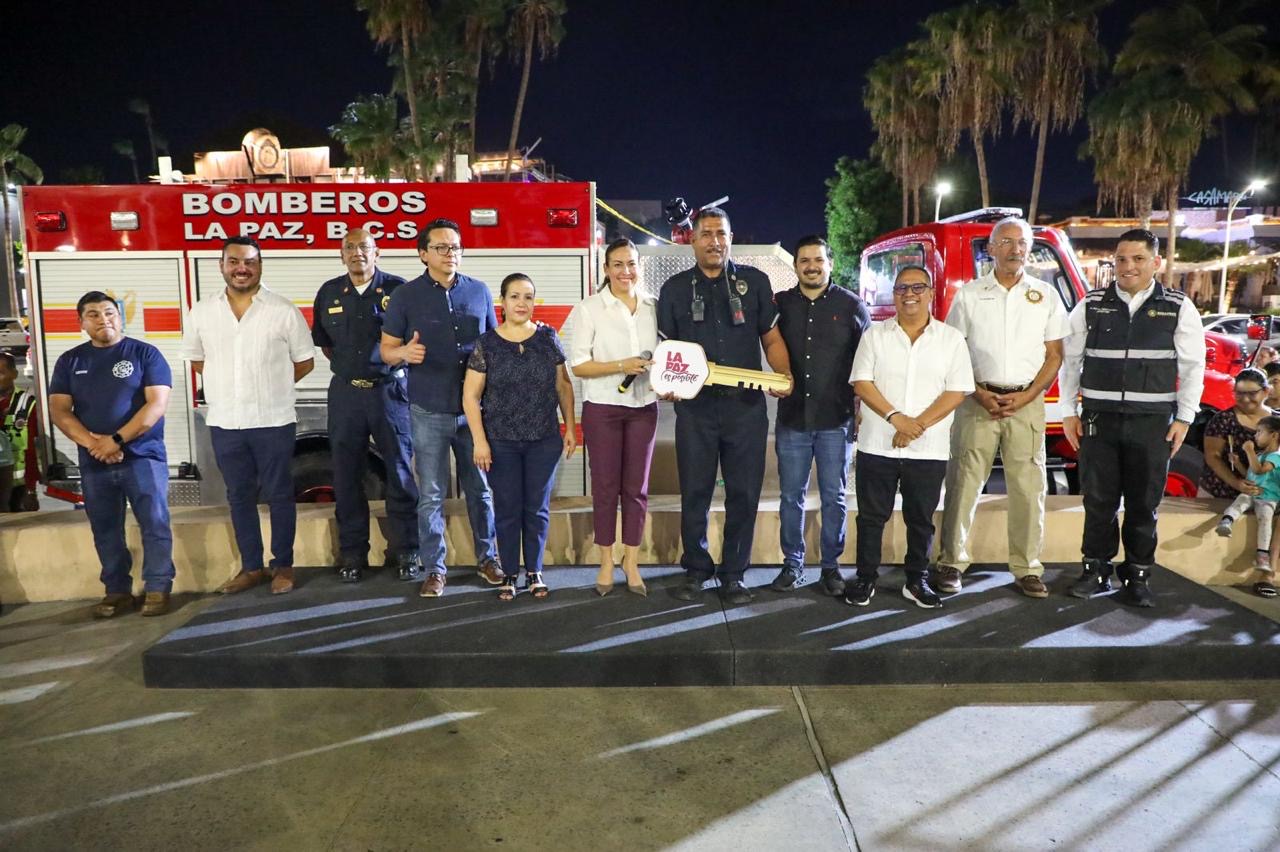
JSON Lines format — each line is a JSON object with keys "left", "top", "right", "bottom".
{"left": 80, "top": 457, "right": 175, "bottom": 594}
{"left": 210, "top": 424, "right": 296, "bottom": 571}
{"left": 489, "top": 435, "right": 562, "bottom": 576}
{"left": 775, "top": 421, "right": 854, "bottom": 571}
{"left": 410, "top": 407, "right": 497, "bottom": 575}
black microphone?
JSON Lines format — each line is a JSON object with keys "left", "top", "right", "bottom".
{"left": 617, "top": 350, "right": 653, "bottom": 393}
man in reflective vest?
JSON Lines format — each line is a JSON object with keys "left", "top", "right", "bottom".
{"left": 1059, "top": 229, "right": 1206, "bottom": 606}
{"left": 0, "top": 351, "right": 39, "bottom": 512}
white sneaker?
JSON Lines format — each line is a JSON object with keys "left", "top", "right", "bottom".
{"left": 1215, "top": 517, "right": 1234, "bottom": 537}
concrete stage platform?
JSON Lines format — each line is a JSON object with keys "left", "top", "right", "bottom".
{"left": 142, "top": 564, "right": 1280, "bottom": 689}
{"left": 4, "top": 494, "right": 1276, "bottom": 604}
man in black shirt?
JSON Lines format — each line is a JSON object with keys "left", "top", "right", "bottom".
{"left": 312, "top": 228, "right": 419, "bottom": 583}
{"left": 772, "top": 236, "right": 871, "bottom": 595}
{"left": 657, "top": 208, "right": 793, "bottom": 604}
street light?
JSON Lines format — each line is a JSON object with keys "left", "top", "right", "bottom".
{"left": 934, "top": 181, "right": 953, "bottom": 221}
{"left": 1218, "top": 178, "right": 1267, "bottom": 314}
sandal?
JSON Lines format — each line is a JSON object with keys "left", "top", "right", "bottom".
{"left": 1254, "top": 580, "right": 1278, "bottom": 598}
{"left": 526, "top": 572, "right": 549, "bottom": 599}
{"left": 497, "top": 576, "right": 517, "bottom": 602}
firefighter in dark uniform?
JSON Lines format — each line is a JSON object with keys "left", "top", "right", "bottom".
{"left": 656, "top": 207, "right": 793, "bottom": 604}
{"left": 312, "top": 228, "right": 420, "bottom": 582}
{"left": 1059, "top": 229, "right": 1205, "bottom": 607}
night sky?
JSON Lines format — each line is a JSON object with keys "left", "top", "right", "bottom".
{"left": 0, "top": 1, "right": 1267, "bottom": 243}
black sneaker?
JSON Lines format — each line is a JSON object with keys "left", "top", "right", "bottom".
{"left": 1069, "top": 560, "right": 1113, "bottom": 599}
{"left": 672, "top": 574, "right": 710, "bottom": 601}
{"left": 396, "top": 553, "right": 424, "bottom": 582}
{"left": 770, "top": 565, "right": 804, "bottom": 592}
{"left": 337, "top": 554, "right": 367, "bottom": 583}
{"left": 721, "top": 580, "right": 755, "bottom": 604}
{"left": 902, "top": 577, "right": 942, "bottom": 609}
{"left": 1120, "top": 565, "right": 1155, "bottom": 608}
{"left": 818, "top": 569, "right": 846, "bottom": 597}
{"left": 844, "top": 577, "right": 876, "bottom": 606}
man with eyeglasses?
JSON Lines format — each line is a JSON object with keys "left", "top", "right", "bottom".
{"left": 935, "top": 217, "right": 1069, "bottom": 599}
{"left": 312, "top": 228, "right": 419, "bottom": 583}
{"left": 846, "top": 265, "right": 973, "bottom": 608}
{"left": 1059, "top": 229, "right": 1205, "bottom": 607}
{"left": 381, "top": 218, "right": 501, "bottom": 598}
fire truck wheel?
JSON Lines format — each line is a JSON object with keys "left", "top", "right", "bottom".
{"left": 291, "top": 451, "right": 386, "bottom": 504}
{"left": 1165, "top": 445, "right": 1204, "bottom": 498}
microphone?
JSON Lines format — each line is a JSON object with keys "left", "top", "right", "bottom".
{"left": 617, "top": 350, "right": 653, "bottom": 393}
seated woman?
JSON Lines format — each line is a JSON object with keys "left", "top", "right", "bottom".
{"left": 463, "top": 273, "right": 577, "bottom": 600}
{"left": 567, "top": 238, "right": 658, "bottom": 596}
{"left": 1204, "top": 367, "right": 1271, "bottom": 511}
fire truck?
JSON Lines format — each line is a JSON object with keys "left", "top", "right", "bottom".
{"left": 20, "top": 181, "right": 598, "bottom": 504}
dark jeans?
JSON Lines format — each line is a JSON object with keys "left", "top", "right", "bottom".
{"left": 328, "top": 378, "right": 419, "bottom": 560}
{"left": 80, "top": 457, "right": 175, "bottom": 594}
{"left": 854, "top": 451, "right": 947, "bottom": 580}
{"left": 674, "top": 392, "right": 768, "bottom": 582}
{"left": 1078, "top": 410, "right": 1172, "bottom": 566}
{"left": 489, "top": 434, "right": 562, "bottom": 576}
{"left": 581, "top": 401, "right": 658, "bottom": 546}
{"left": 775, "top": 420, "right": 854, "bottom": 571}
{"left": 210, "top": 423, "right": 297, "bottom": 572}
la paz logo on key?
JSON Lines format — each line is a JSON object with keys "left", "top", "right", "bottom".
{"left": 665, "top": 352, "right": 688, "bottom": 373}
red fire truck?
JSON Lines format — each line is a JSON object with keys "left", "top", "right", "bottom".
{"left": 20, "top": 181, "right": 598, "bottom": 504}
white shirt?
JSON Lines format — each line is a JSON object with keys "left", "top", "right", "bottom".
{"left": 567, "top": 287, "right": 659, "bottom": 407}
{"left": 850, "top": 317, "right": 975, "bottom": 460}
{"left": 946, "top": 270, "right": 1069, "bottom": 386}
{"left": 181, "top": 285, "right": 315, "bottom": 429}
{"left": 1058, "top": 281, "right": 1206, "bottom": 422}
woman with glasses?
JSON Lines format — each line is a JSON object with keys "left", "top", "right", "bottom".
{"left": 1200, "top": 368, "right": 1273, "bottom": 501}
{"left": 567, "top": 238, "right": 658, "bottom": 596}
{"left": 463, "top": 273, "right": 577, "bottom": 600}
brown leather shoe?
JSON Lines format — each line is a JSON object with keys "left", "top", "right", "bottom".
{"left": 476, "top": 559, "right": 504, "bottom": 586}
{"left": 140, "top": 591, "right": 171, "bottom": 616}
{"left": 92, "top": 593, "right": 135, "bottom": 619}
{"left": 218, "top": 569, "right": 266, "bottom": 594}
{"left": 420, "top": 573, "right": 446, "bottom": 597}
{"left": 271, "top": 566, "right": 295, "bottom": 595}
{"left": 1016, "top": 575, "right": 1049, "bottom": 599}
{"left": 933, "top": 566, "right": 962, "bottom": 594}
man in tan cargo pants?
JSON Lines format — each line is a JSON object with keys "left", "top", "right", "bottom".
{"left": 934, "top": 216, "right": 1069, "bottom": 599}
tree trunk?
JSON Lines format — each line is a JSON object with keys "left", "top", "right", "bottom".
{"left": 469, "top": 32, "right": 484, "bottom": 164}
{"left": 973, "top": 128, "right": 990, "bottom": 208}
{"left": 900, "top": 141, "right": 909, "bottom": 228}
{"left": 128, "top": 155, "right": 140, "bottom": 185}
{"left": 0, "top": 163, "right": 18, "bottom": 318}
{"left": 912, "top": 186, "right": 921, "bottom": 225}
{"left": 438, "top": 72, "right": 453, "bottom": 182}
{"left": 401, "top": 23, "right": 425, "bottom": 180}
{"left": 1165, "top": 186, "right": 1179, "bottom": 288}
{"left": 505, "top": 32, "right": 535, "bottom": 182}
{"left": 144, "top": 115, "right": 157, "bottom": 176}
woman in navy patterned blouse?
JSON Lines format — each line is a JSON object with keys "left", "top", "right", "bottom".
{"left": 463, "top": 273, "right": 577, "bottom": 600}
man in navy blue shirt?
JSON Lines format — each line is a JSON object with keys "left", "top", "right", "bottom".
{"left": 380, "top": 218, "right": 500, "bottom": 597}
{"left": 49, "top": 291, "right": 175, "bottom": 618}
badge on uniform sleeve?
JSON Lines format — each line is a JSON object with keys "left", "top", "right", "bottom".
{"left": 1025, "top": 289, "right": 1043, "bottom": 304}
{"left": 734, "top": 276, "right": 748, "bottom": 296}
{"left": 381, "top": 295, "right": 391, "bottom": 310}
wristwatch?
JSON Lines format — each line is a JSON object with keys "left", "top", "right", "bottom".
{"left": 111, "top": 432, "right": 125, "bottom": 446}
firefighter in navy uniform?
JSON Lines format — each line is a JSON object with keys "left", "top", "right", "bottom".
{"left": 1059, "top": 229, "right": 1205, "bottom": 607}
{"left": 312, "top": 228, "right": 420, "bottom": 582}
{"left": 656, "top": 207, "right": 793, "bottom": 604}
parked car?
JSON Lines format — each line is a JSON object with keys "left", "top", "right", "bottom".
{"left": 0, "top": 316, "right": 29, "bottom": 354}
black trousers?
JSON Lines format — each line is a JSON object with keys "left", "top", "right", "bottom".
{"left": 1078, "top": 410, "right": 1172, "bottom": 566}
{"left": 674, "top": 391, "right": 768, "bottom": 582}
{"left": 328, "top": 378, "right": 420, "bottom": 560}
{"left": 854, "top": 451, "right": 947, "bottom": 580}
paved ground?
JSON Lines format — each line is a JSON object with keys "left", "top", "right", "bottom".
{"left": 2, "top": 587, "right": 1278, "bottom": 852}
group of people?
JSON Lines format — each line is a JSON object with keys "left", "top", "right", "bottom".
{"left": 46, "top": 204, "right": 1232, "bottom": 618}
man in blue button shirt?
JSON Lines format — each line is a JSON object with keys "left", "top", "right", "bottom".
{"left": 381, "top": 218, "right": 500, "bottom": 598}
{"left": 49, "top": 291, "right": 175, "bottom": 618}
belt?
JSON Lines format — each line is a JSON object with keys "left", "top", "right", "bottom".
{"left": 979, "top": 382, "right": 1030, "bottom": 394}
{"left": 345, "top": 370, "right": 406, "bottom": 389}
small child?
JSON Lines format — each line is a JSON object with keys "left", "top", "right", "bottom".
{"left": 1215, "top": 414, "right": 1280, "bottom": 597}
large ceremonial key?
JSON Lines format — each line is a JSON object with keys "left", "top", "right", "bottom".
{"left": 649, "top": 340, "right": 791, "bottom": 400}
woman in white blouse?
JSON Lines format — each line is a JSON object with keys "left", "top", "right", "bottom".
{"left": 567, "top": 238, "right": 659, "bottom": 596}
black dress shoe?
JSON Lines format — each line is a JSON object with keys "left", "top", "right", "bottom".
{"left": 721, "top": 580, "right": 755, "bottom": 605}
{"left": 338, "top": 556, "right": 367, "bottom": 583}
{"left": 397, "top": 554, "right": 424, "bottom": 582}
{"left": 672, "top": 574, "right": 709, "bottom": 601}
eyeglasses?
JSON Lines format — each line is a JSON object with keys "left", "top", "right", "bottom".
{"left": 993, "top": 238, "right": 1030, "bottom": 249}
{"left": 892, "top": 283, "right": 932, "bottom": 295}
{"left": 343, "top": 243, "right": 377, "bottom": 255}
{"left": 427, "top": 244, "right": 464, "bottom": 257}
{"left": 1234, "top": 387, "right": 1266, "bottom": 396}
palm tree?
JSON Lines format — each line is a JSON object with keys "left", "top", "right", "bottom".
{"left": 329, "top": 94, "right": 405, "bottom": 181}
{"left": 920, "top": 4, "right": 1016, "bottom": 208}
{"left": 0, "top": 124, "right": 43, "bottom": 319}
{"left": 359, "top": 0, "right": 431, "bottom": 179}
{"left": 461, "top": 0, "right": 512, "bottom": 162}
{"left": 1012, "top": 0, "right": 1109, "bottom": 223}
{"left": 128, "top": 98, "right": 160, "bottom": 173}
{"left": 504, "top": 0, "right": 566, "bottom": 181}
{"left": 865, "top": 46, "right": 940, "bottom": 226}
{"left": 113, "top": 139, "right": 140, "bottom": 184}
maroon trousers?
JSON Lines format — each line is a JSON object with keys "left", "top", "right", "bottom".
{"left": 581, "top": 401, "right": 658, "bottom": 546}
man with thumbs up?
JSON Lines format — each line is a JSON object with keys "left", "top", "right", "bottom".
{"left": 381, "top": 218, "right": 501, "bottom": 597}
